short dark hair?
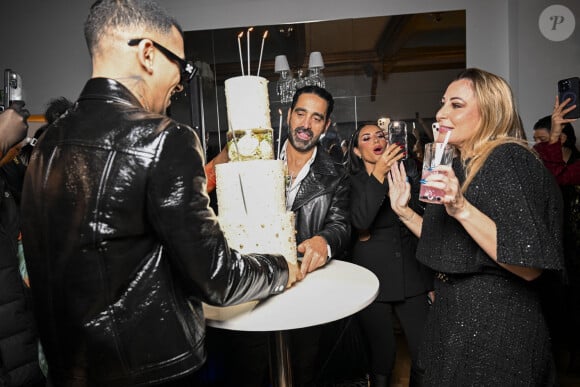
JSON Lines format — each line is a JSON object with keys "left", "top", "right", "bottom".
{"left": 44, "top": 97, "right": 73, "bottom": 125}
{"left": 84, "top": 0, "right": 182, "bottom": 57}
{"left": 290, "top": 85, "right": 334, "bottom": 120}
{"left": 533, "top": 115, "right": 551, "bottom": 131}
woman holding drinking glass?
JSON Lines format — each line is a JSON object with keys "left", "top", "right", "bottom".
{"left": 387, "top": 68, "right": 564, "bottom": 386}
{"left": 346, "top": 122, "right": 433, "bottom": 386}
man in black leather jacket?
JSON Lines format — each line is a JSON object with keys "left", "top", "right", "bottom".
{"left": 282, "top": 86, "right": 351, "bottom": 276}
{"left": 281, "top": 85, "right": 351, "bottom": 386}
{"left": 20, "top": 1, "right": 301, "bottom": 386}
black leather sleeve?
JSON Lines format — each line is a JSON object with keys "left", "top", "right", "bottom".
{"left": 146, "top": 122, "right": 289, "bottom": 306}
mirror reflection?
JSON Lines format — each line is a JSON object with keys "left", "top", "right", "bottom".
{"left": 171, "top": 10, "right": 466, "bottom": 160}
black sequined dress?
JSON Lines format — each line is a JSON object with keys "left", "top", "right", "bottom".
{"left": 416, "top": 143, "right": 564, "bottom": 386}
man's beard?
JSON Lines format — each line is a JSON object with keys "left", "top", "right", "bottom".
{"left": 288, "top": 126, "right": 320, "bottom": 152}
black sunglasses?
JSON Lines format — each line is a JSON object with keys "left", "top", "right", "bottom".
{"left": 128, "top": 38, "right": 197, "bottom": 84}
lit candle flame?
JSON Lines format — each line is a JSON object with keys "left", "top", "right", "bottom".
{"left": 257, "top": 30, "right": 269, "bottom": 76}
{"left": 247, "top": 27, "right": 254, "bottom": 75}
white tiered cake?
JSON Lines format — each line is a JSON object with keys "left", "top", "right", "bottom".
{"left": 216, "top": 75, "right": 297, "bottom": 264}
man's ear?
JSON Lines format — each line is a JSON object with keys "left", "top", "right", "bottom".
{"left": 135, "top": 39, "right": 155, "bottom": 76}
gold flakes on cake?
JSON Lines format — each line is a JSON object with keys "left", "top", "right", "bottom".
{"left": 227, "top": 129, "right": 273, "bottom": 161}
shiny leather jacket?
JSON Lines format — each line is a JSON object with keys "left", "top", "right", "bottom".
{"left": 21, "top": 78, "right": 289, "bottom": 387}
{"left": 291, "top": 148, "right": 351, "bottom": 260}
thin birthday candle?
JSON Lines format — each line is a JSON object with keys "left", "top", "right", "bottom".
{"left": 257, "top": 30, "right": 268, "bottom": 76}
{"left": 247, "top": 27, "right": 254, "bottom": 75}
{"left": 277, "top": 108, "right": 283, "bottom": 159}
{"left": 237, "top": 31, "right": 244, "bottom": 75}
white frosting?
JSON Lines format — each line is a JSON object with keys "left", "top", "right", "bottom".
{"left": 219, "top": 212, "right": 297, "bottom": 264}
{"left": 225, "top": 76, "right": 271, "bottom": 131}
{"left": 216, "top": 160, "right": 285, "bottom": 216}
{"left": 216, "top": 160, "right": 297, "bottom": 264}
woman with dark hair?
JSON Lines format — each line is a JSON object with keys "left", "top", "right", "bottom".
{"left": 346, "top": 121, "right": 432, "bottom": 386}
{"left": 387, "top": 68, "right": 563, "bottom": 385}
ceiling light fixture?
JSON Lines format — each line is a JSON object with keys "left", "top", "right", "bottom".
{"left": 274, "top": 52, "right": 326, "bottom": 104}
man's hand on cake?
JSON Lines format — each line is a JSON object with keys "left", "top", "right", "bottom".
{"left": 297, "top": 236, "right": 329, "bottom": 275}
{"left": 286, "top": 261, "right": 304, "bottom": 288}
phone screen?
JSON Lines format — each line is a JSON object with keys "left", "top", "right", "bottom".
{"left": 558, "top": 77, "right": 580, "bottom": 119}
{"left": 388, "top": 121, "right": 408, "bottom": 159}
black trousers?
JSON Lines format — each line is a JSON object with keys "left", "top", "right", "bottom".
{"left": 357, "top": 293, "right": 429, "bottom": 376}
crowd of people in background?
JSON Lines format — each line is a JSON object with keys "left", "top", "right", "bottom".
{"left": 533, "top": 96, "right": 580, "bottom": 375}
{"left": 1, "top": 1, "right": 578, "bottom": 387}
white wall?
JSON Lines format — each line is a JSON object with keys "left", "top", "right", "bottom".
{"left": 165, "top": 0, "right": 511, "bottom": 79}
{"left": 511, "top": 0, "right": 580, "bottom": 133}
{"left": 1, "top": 0, "right": 578, "bottom": 139}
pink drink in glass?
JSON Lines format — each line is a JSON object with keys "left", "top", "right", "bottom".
{"left": 419, "top": 142, "right": 454, "bottom": 204}
{"left": 419, "top": 169, "right": 446, "bottom": 203}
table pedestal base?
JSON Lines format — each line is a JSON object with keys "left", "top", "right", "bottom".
{"left": 269, "top": 331, "right": 292, "bottom": 387}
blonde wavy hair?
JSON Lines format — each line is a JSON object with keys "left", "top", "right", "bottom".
{"left": 454, "top": 68, "right": 529, "bottom": 191}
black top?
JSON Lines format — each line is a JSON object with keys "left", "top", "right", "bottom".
{"left": 417, "top": 143, "right": 563, "bottom": 274}
{"left": 350, "top": 158, "right": 432, "bottom": 301}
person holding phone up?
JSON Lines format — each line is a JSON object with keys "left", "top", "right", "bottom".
{"left": 533, "top": 96, "right": 580, "bottom": 185}
{"left": 533, "top": 94, "right": 580, "bottom": 374}
{"left": 346, "top": 122, "right": 433, "bottom": 386}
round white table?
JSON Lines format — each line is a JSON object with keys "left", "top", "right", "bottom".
{"left": 203, "top": 259, "right": 379, "bottom": 387}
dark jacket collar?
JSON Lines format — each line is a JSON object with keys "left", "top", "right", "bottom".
{"left": 78, "top": 78, "right": 144, "bottom": 108}
{"left": 310, "top": 144, "right": 341, "bottom": 177}
{"left": 292, "top": 145, "right": 343, "bottom": 209}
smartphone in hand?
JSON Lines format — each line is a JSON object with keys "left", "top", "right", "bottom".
{"left": 387, "top": 121, "right": 408, "bottom": 159}
{"left": 558, "top": 77, "right": 580, "bottom": 119}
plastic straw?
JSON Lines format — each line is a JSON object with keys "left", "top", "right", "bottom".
{"left": 435, "top": 130, "right": 451, "bottom": 165}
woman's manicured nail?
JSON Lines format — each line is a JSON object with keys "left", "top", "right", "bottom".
{"left": 420, "top": 179, "right": 427, "bottom": 184}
